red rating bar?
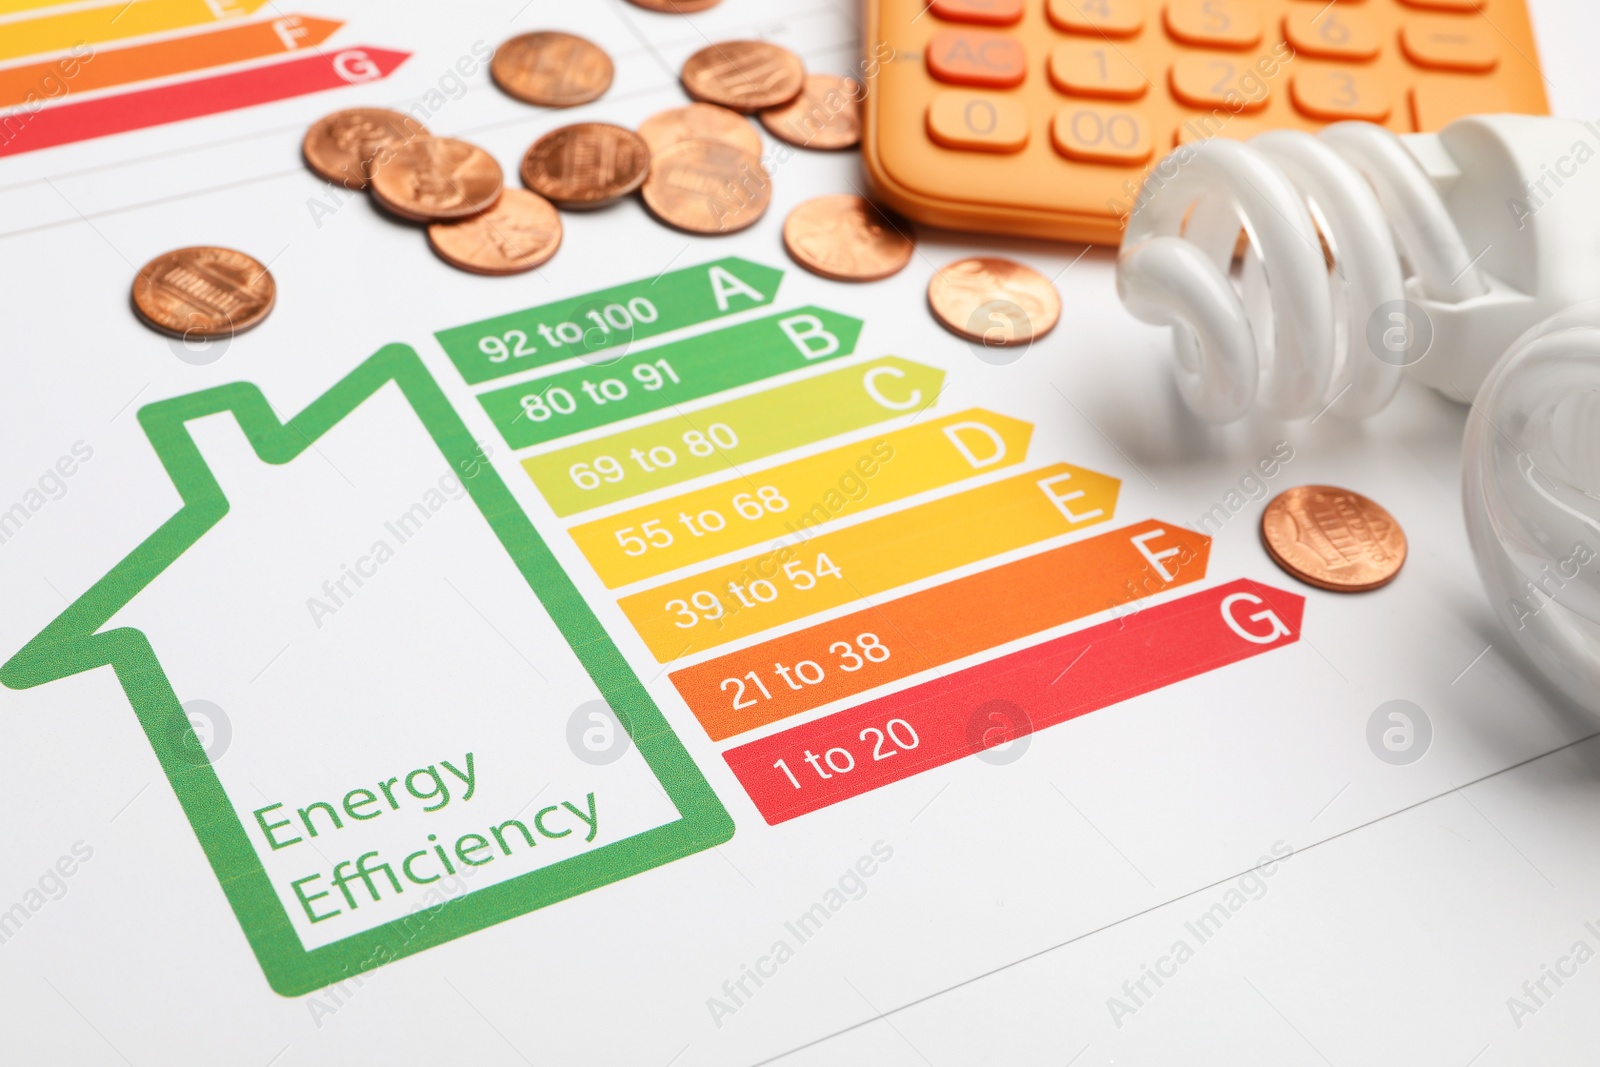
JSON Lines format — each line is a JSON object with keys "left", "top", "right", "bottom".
{"left": 0, "top": 45, "right": 409, "bottom": 157}
{"left": 724, "top": 579, "right": 1305, "bottom": 824}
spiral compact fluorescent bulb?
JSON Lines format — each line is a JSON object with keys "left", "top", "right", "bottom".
{"left": 1465, "top": 306, "right": 1600, "bottom": 716}
{"left": 1116, "top": 114, "right": 1600, "bottom": 713}
{"left": 1117, "top": 115, "right": 1600, "bottom": 423}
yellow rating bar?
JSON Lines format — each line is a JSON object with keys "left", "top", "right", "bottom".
{"left": 0, "top": 0, "right": 267, "bottom": 63}
{"left": 619, "top": 462, "right": 1121, "bottom": 661}
{"left": 572, "top": 409, "right": 1035, "bottom": 588}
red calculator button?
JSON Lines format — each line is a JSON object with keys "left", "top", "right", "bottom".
{"left": 926, "top": 28, "right": 1028, "bottom": 88}
{"left": 929, "top": 0, "right": 1025, "bottom": 26}
{"left": 1401, "top": 17, "right": 1499, "bottom": 72}
{"left": 1397, "top": 0, "right": 1483, "bottom": 9}
{"left": 1049, "top": 40, "right": 1150, "bottom": 99}
{"left": 1046, "top": 0, "right": 1145, "bottom": 38}
{"left": 1169, "top": 54, "right": 1271, "bottom": 111}
{"left": 1164, "top": 0, "right": 1263, "bottom": 50}
{"left": 1283, "top": 6, "right": 1381, "bottom": 61}
{"left": 1291, "top": 68, "right": 1392, "bottom": 121}
{"left": 928, "top": 91, "right": 1031, "bottom": 152}
{"left": 1052, "top": 104, "right": 1154, "bottom": 164}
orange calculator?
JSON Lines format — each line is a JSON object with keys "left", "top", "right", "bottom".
{"left": 862, "top": 0, "right": 1550, "bottom": 244}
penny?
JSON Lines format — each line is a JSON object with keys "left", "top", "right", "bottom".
{"left": 302, "top": 108, "right": 428, "bottom": 190}
{"left": 427, "top": 188, "right": 563, "bottom": 275}
{"left": 627, "top": 0, "right": 722, "bottom": 10}
{"left": 638, "top": 103, "right": 762, "bottom": 158}
{"left": 491, "top": 31, "right": 614, "bottom": 108}
{"left": 927, "top": 257, "right": 1061, "bottom": 345}
{"left": 520, "top": 122, "right": 651, "bottom": 210}
{"left": 759, "top": 73, "right": 862, "bottom": 150}
{"left": 783, "top": 195, "right": 913, "bottom": 282}
{"left": 1261, "top": 486, "right": 1407, "bottom": 593}
{"left": 681, "top": 40, "right": 806, "bottom": 114}
{"left": 641, "top": 139, "right": 771, "bottom": 234}
{"left": 369, "top": 137, "right": 504, "bottom": 222}
{"left": 132, "top": 247, "right": 276, "bottom": 339}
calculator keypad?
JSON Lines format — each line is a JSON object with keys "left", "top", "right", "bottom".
{"left": 868, "top": 0, "right": 1549, "bottom": 243}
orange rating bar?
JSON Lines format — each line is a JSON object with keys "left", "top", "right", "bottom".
{"left": 619, "top": 462, "right": 1121, "bottom": 661}
{"left": 672, "top": 519, "right": 1209, "bottom": 740}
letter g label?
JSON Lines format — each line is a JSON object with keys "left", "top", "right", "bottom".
{"left": 1221, "top": 592, "right": 1291, "bottom": 645}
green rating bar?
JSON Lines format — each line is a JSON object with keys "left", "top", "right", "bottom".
{"left": 434, "top": 257, "right": 784, "bottom": 386}
{"left": 478, "top": 307, "right": 862, "bottom": 450}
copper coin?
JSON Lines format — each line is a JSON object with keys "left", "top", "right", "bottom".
{"left": 132, "top": 247, "right": 276, "bottom": 339}
{"left": 928, "top": 257, "right": 1061, "bottom": 345}
{"left": 628, "top": 0, "right": 722, "bottom": 10}
{"left": 783, "top": 195, "right": 913, "bottom": 282}
{"left": 759, "top": 73, "right": 862, "bottom": 150}
{"left": 641, "top": 139, "right": 771, "bottom": 235}
{"left": 1261, "top": 486, "right": 1407, "bottom": 593}
{"left": 369, "top": 137, "right": 504, "bottom": 222}
{"left": 681, "top": 40, "right": 806, "bottom": 114}
{"left": 427, "top": 189, "right": 563, "bottom": 276}
{"left": 302, "top": 108, "right": 428, "bottom": 190}
{"left": 638, "top": 103, "right": 762, "bottom": 158}
{"left": 520, "top": 122, "right": 651, "bottom": 210}
{"left": 491, "top": 31, "right": 614, "bottom": 108}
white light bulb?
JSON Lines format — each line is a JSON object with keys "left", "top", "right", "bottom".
{"left": 1119, "top": 115, "right": 1600, "bottom": 711}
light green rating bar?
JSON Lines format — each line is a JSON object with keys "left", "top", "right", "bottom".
{"left": 524, "top": 357, "right": 948, "bottom": 517}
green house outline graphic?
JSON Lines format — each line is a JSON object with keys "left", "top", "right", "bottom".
{"left": 0, "top": 344, "right": 734, "bottom": 996}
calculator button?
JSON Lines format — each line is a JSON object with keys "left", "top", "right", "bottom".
{"left": 1052, "top": 104, "right": 1154, "bottom": 164}
{"left": 1049, "top": 40, "right": 1149, "bottom": 99}
{"left": 1176, "top": 116, "right": 1268, "bottom": 145}
{"left": 929, "top": 0, "right": 1025, "bottom": 26}
{"left": 1046, "top": 0, "right": 1145, "bottom": 38}
{"left": 1397, "top": 0, "right": 1483, "bottom": 9}
{"left": 1401, "top": 17, "right": 1499, "bottom": 72}
{"left": 1411, "top": 75, "right": 1509, "bottom": 130}
{"left": 1291, "top": 68, "right": 1391, "bottom": 121}
{"left": 1169, "top": 54, "right": 1270, "bottom": 112}
{"left": 1283, "top": 5, "right": 1381, "bottom": 61}
{"left": 928, "top": 91, "right": 1030, "bottom": 152}
{"left": 1164, "top": 0, "right": 1263, "bottom": 50}
{"left": 926, "top": 28, "right": 1028, "bottom": 88}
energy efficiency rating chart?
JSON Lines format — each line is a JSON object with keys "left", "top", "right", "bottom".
{"left": 436, "top": 258, "right": 1311, "bottom": 829}
{"left": 0, "top": 0, "right": 409, "bottom": 157}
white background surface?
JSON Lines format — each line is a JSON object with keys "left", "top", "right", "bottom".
{"left": 1, "top": 2, "right": 1599, "bottom": 1065}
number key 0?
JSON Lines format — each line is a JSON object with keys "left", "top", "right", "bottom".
{"left": 928, "top": 90, "right": 1030, "bottom": 152}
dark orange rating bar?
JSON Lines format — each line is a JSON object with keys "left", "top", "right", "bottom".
{"left": 0, "top": 15, "right": 343, "bottom": 110}
{"left": 671, "top": 519, "right": 1210, "bottom": 741}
